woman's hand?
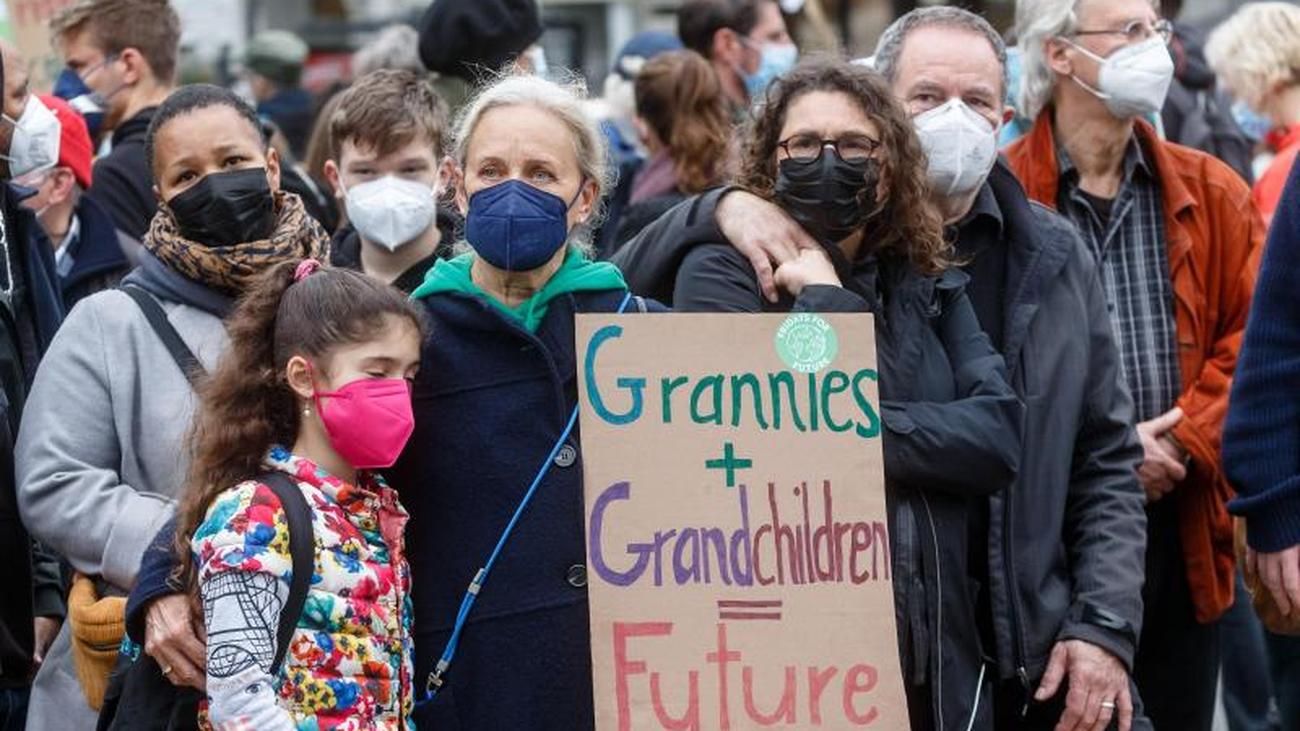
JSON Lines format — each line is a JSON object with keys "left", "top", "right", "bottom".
{"left": 774, "top": 247, "right": 841, "bottom": 297}
{"left": 144, "top": 594, "right": 207, "bottom": 690}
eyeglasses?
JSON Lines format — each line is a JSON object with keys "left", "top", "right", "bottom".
{"left": 1072, "top": 18, "right": 1173, "bottom": 45}
{"left": 778, "top": 134, "right": 880, "bottom": 163}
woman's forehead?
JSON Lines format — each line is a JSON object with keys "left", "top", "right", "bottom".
{"left": 158, "top": 106, "right": 263, "bottom": 152}
{"left": 781, "top": 91, "right": 878, "bottom": 137}
{"left": 467, "top": 104, "right": 577, "bottom": 164}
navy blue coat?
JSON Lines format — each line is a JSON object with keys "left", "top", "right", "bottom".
{"left": 390, "top": 286, "right": 664, "bottom": 731}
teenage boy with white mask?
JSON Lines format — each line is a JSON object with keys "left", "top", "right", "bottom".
{"left": 324, "top": 69, "right": 456, "bottom": 294}
{"left": 1005, "top": 0, "right": 1263, "bottom": 727}
{"left": 612, "top": 8, "right": 1151, "bottom": 730}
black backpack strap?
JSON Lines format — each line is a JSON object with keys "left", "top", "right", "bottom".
{"left": 258, "top": 471, "right": 315, "bottom": 673}
{"left": 121, "top": 285, "right": 206, "bottom": 386}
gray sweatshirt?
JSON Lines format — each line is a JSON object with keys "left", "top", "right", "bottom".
{"left": 15, "top": 254, "right": 230, "bottom": 727}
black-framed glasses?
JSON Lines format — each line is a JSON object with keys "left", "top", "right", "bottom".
{"left": 1072, "top": 18, "right": 1173, "bottom": 45}
{"left": 778, "top": 133, "right": 880, "bottom": 163}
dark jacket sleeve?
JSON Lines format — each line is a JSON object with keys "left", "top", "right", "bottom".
{"left": 875, "top": 274, "right": 1023, "bottom": 496}
{"left": 1223, "top": 162, "right": 1300, "bottom": 551}
{"left": 124, "top": 518, "right": 182, "bottom": 644}
{"left": 87, "top": 153, "right": 153, "bottom": 242}
{"left": 31, "top": 542, "right": 65, "bottom": 619}
{"left": 610, "top": 188, "right": 731, "bottom": 303}
{"left": 1054, "top": 240, "right": 1147, "bottom": 670}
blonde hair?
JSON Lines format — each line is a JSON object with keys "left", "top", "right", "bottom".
{"left": 454, "top": 73, "right": 612, "bottom": 251}
{"left": 1205, "top": 2, "right": 1300, "bottom": 109}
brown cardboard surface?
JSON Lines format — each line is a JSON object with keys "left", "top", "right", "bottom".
{"left": 577, "top": 312, "right": 908, "bottom": 730}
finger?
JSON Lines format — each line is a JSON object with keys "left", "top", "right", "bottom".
{"left": 1055, "top": 684, "right": 1089, "bottom": 731}
{"left": 1092, "top": 697, "right": 1115, "bottom": 731}
{"left": 1265, "top": 555, "right": 1292, "bottom": 615}
{"left": 153, "top": 646, "right": 202, "bottom": 688}
{"left": 1118, "top": 684, "right": 1134, "bottom": 731}
{"left": 1162, "top": 455, "right": 1187, "bottom": 482}
{"left": 751, "top": 252, "right": 779, "bottom": 303}
{"left": 1078, "top": 684, "right": 1103, "bottom": 730}
{"left": 1152, "top": 407, "right": 1184, "bottom": 432}
{"left": 1283, "top": 550, "right": 1300, "bottom": 615}
{"left": 178, "top": 628, "right": 208, "bottom": 667}
{"left": 1037, "top": 644, "right": 1067, "bottom": 700}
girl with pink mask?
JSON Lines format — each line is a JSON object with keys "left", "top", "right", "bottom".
{"left": 170, "top": 259, "right": 424, "bottom": 730}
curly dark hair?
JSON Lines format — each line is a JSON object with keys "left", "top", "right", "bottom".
{"left": 171, "top": 261, "right": 426, "bottom": 602}
{"left": 737, "top": 58, "right": 950, "bottom": 274}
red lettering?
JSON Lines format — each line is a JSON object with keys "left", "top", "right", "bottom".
{"left": 753, "top": 525, "right": 774, "bottom": 585}
{"left": 742, "top": 665, "right": 798, "bottom": 726}
{"left": 706, "top": 624, "right": 740, "bottom": 729}
{"left": 651, "top": 671, "right": 701, "bottom": 730}
{"left": 614, "top": 621, "right": 674, "bottom": 731}
{"left": 807, "top": 665, "right": 839, "bottom": 724}
{"left": 841, "top": 663, "right": 879, "bottom": 725}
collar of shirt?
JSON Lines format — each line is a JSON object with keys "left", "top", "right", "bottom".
{"left": 54, "top": 213, "right": 80, "bottom": 277}
{"left": 1057, "top": 132, "right": 1153, "bottom": 192}
{"left": 951, "top": 182, "right": 1003, "bottom": 258}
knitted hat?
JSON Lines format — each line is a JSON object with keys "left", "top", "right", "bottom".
{"left": 246, "top": 30, "right": 310, "bottom": 86}
{"left": 417, "top": 0, "right": 542, "bottom": 81}
{"left": 38, "top": 94, "right": 93, "bottom": 189}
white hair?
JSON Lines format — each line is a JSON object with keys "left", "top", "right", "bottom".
{"left": 453, "top": 73, "right": 612, "bottom": 253}
{"left": 352, "top": 24, "right": 424, "bottom": 77}
{"left": 1014, "top": 0, "right": 1159, "bottom": 119}
{"left": 1205, "top": 2, "right": 1300, "bottom": 109}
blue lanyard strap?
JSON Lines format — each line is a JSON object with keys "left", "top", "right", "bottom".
{"left": 419, "top": 291, "right": 634, "bottom": 705}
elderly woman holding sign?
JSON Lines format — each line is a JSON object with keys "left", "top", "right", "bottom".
{"left": 669, "top": 60, "right": 1023, "bottom": 730}
{"left": 390, "top": 74, "right": 663, "bottom": 730}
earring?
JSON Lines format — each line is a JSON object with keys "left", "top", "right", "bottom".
{"left": 303, "top": 406, "right": 312, "bottom": 416}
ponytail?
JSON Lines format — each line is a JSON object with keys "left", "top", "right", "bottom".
{"left": 172, "top": 261, "right": 425, "bottom": 592}
{"left": 634, "top": 50, "right": 731, "bottom": 194}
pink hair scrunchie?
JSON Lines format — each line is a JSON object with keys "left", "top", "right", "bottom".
{"left": 294, "top": 259, "right": 323, "bottom": 283}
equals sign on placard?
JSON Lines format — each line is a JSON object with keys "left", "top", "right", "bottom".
{"left": 717, "top": 599, "right": 783, "bottom": 621}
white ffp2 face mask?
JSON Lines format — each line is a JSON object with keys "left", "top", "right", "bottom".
{"left": 344, "top": 175, "right": 439, "bottom": 251}
{"left": 1066, "top": 36, "right": 1174, "bottom": 119}
{"left": 914, "top": 98, "right": 999, "bottom": 198}
{"left": 2, "top": 96, "right": 61, "bottom": 179}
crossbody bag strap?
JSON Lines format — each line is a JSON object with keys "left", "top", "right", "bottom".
{"left": 418, "top": 290, "right": 640, "bottom": 704}
{"left": 258, "top": 471, "right": 316, "bottom": 673}
{"left": 121, "top": 286, "right": 206, "bottom": 387}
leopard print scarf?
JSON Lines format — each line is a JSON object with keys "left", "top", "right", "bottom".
{"left": 144, "top": 191, "right": 330, "bottom": 297}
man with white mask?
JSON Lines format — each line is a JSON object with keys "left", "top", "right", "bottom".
{"left": 324, "top": 70, "right": 456, "bottom": 294}
{"left": 612, "top": 7, "right": 1151, "bottom": 730}
{"left": 1006, "top": 0, "right": 1263, "bottom": 727}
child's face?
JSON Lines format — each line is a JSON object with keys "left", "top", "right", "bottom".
{"left": 152, "top": 105, "right": 280, "bottom": 203}
{"left": 327, "top": 137, "right": 445, "bottom": 199}
{"left": 300, "top": 314, "right": 422, "bottom": 395}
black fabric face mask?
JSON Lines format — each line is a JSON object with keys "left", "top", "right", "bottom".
{"left": 167, "top": 167, "right": 277, "bottom": 248}
{"left": 774, "top": 153, "right": 881, "bottom": 250}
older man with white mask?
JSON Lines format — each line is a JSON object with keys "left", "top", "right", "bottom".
{"left": 1004, "top": 0, "right": 1264, "bottom": 727}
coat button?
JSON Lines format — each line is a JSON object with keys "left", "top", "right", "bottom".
{"left": 566, "top": 564, "right": 588, "bottom": 588}
{"left": 554, "top": 443, "right": 578, "bottom": 468}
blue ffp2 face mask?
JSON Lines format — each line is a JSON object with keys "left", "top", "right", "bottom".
{"left": 465, "top": 179, "right": 581, "bottom": 271}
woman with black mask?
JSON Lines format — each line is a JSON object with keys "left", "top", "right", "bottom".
{"left": 672, "top": 60, "right": 1023, "bottom": 731}
{"left": 14, "top": 84, "right": 327, "bottom": 726}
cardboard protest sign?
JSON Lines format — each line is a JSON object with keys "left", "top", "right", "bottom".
{"left": 577, "top": 313, "right": 909, "bottom": 730}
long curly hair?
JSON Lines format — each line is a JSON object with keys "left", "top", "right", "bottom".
{"left": 171, "top": 261, "right": 425, "bottom": 595}
{"left": 635, "top": 50, "right": 731, "bottom": 194}
{"left": 737, "top": 58, "right": 950, "bottom": 274}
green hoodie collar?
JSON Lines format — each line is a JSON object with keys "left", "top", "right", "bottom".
{"left": 412, "top": 247, "right": 627, "bottom": 332}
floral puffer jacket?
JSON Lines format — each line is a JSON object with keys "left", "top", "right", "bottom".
{"left": 193, "top": 447, "right": 414, "bottom": 730}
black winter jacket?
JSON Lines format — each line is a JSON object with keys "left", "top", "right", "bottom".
{"left": 87, "top": 108, "right": 157, "bottom": 241}
{"left": 654, "top": 224, "right": 1022, "bottom": 729}
{"left": 977, "top": 165, "right": 1147, "bottom": 693}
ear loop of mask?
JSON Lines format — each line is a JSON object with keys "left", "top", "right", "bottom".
{"left": 1059, "top": 38, "right": 1115, "bottom": 101}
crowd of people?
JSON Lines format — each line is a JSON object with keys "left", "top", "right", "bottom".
{"left": 0, "top": 0, "right": 1294, "bottom": 728}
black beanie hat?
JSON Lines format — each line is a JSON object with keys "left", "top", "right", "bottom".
{"left": 417, "top": 0, "right": 543, "bottom": 81}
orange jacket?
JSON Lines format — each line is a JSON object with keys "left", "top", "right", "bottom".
{"left": 1253, "top": 124, "right": 1300, "bottom": 228}
{"left": 1006, "top": 114, "right": 1264, "bottom": 623}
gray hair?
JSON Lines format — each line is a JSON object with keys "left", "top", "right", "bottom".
{"left": 1014, "top": 0, "right": 1158, "bottom": 119}
{"left": 352, "top": 24, "right": 425, "bottom": 77}
{"left": 874, "top": 7, "right": 1008, "bottom": 93}
{"left": 453, "top": 73, "right": 612, "bottom": 253}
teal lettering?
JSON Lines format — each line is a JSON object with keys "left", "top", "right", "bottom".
{"left": 851, "top": 369, "right": 881, "bottom": 439}
{"left": 768, "top": 372, "right": 807, "bottom": 432}
{"left": 584, "top": 325, "right": 645, "bottom": 425}
{"left": 729, "top": 374, "right": 769, "bottom": 429}
{"left": 821, "top": 370, "right": 853, "bottom": 433}
{"left": 661, "top": 376, "right": 690, "bottom": 423}
{"left": 690, "top": 375, "right": 725, "bottom": 425}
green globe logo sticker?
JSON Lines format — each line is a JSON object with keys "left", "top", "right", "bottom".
{"left": 775, "top": 313, "right": 838, "bottom": 373}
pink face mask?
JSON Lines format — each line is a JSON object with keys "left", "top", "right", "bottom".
{"left": 313, "top": 377, "right": 415, "bottom": 470}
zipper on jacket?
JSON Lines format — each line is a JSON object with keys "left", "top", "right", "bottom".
{"left": 919, "top": 492, "right": 944, "bottom": 731}
{"left": 1003, "top": 490, "right": 1032, "bottom": 717}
